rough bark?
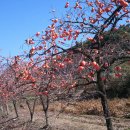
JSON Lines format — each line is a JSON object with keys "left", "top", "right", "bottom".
{"left": 40, "top": 95, "right": 49, "bottom": 129}
{"left": 97, "top": 71, "right": 113, "bottom": 130}
{"left": 26, "top": 98, "right": 36, "bottom": 122}
{"left": 13, "top": 100, "right": 18, "bottom": 118}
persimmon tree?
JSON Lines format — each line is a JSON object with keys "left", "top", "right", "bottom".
{"left": 27, "top": 54, "right": 79, "bottom": 128}
{"left": 24, "top": 0, "right": 130, "bottom": 130}
{"left": 8, "top": 56, "right": 42, "bottom": 121}
{"left": 0, "top": 56, "right": 39, "bottom": 121}
{"left": 0, "top": 57, "right": 10, "bottom": 117}
{"left": 1, "top": 55, "right": 71, "bottom": 126}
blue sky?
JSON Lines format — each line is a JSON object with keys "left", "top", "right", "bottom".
{"left": 0, "top": 0, "right": 73, "bottom": 57}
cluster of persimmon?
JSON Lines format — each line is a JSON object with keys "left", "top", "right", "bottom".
{"left": 65, "top": 1, "right": 82, "bottom": 9}
{"left": 12, "top": 58, "right": 37, "bottom": 87}
{"left": 0, "top": 90, "right": 11, "bottom": 99}
{"left": 65, "top": 0, "right": 129, "bottom": 25}
{"left": 16, "top": 68, "right": 36, "bottom": 84}
{"left": 87, "top": 37, "right": 96, "bottom": 43}
{"left": 117, "top": 0, "right": 129, "bottom": 7}
{"left": 114, "top": 66, "right": 122, "bottom": 78}
{"left": 39, "top": 20, "right": 79, "bottom": 42}
{"left": 26, "top": 38, "right": 35, "bottom": 44}
{"left": 59, "top": 28, "right": 79, "bottom": 41}
{"left": 0, "top": 75, "right": 16, "bottom": 100}
{"left": 51, "top": 56, "right": 73, "bottom": 70}
{"left": 78, "top": 60, "right": 100, "bottom": 72}
{"left": 48, "top": 24, "right": 59, "bottom": 41}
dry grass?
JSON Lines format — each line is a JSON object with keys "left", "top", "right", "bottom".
{"left": 108, "top": 98, "right": 128, "bottom": 117}
{"left": 48, "top": 98, "right": 130, "bottom": 118}
{"left": 1, "top": 98, "right": 130, "bottom": 130}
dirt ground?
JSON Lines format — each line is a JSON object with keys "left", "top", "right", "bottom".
{"left": 0, "top": 103, "right": 130, "bottom": 130}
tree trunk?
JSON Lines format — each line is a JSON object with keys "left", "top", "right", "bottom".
{"left": 26, "top": 100, "right": 33, "bottom": 122}
{"left": 32, "top": 97, "right": 36, "bottom": 121}
{"left": 44, "top": 110, "right": 48, "bottom": 128}
{"left": 26, "top": 97, "right": 37, "bottom": 122}
{"left": 13, "top": 100, "right": 18, "bottom": 118}
{"left": 97, "top": 71, "right": 113, "bottom": 130}
{"left": 40, "top": 95, "right": 49, "bottom": 129}
{"left": 100, "top": 94, "right": 113, "bottom": 130}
